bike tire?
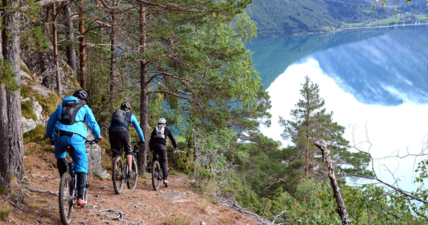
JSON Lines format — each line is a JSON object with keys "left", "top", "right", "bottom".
{"left": 127, "top": 157, "right": 138, "bottom": 189}
{"left": 152, "top": 160, "right": 162, "bottom": 191}
{"left": 112, "top": 155, "right": 124, "bottom": 194}
{"left": 59, "top": 172, "right": 74, "bottom": 225}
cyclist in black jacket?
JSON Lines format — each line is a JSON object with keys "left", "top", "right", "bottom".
{"left": 149, "top": 118, "right": 177, "bottom": 186}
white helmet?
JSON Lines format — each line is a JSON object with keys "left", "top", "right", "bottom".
{"left": 158, "top": 118, "right": 166, "bottom": 124}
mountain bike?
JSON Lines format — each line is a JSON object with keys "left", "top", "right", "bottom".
{"left": 112, "top": 142, "right": 139, "bottom": 194}
{"left": 151, "top": 148, "right": 174, "bottom": 191}
{"left": 59, "top": 139, "right": 97, "bottom": 225}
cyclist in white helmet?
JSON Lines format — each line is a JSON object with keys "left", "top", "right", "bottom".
{"left": 149, "top": 118, "right": 177, "bottom": 186}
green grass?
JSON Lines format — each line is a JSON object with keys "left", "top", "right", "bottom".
{"left": 415, "top": 14, "right": 428, "bottom": 20}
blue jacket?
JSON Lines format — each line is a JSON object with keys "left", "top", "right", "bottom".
{"left": 46, "top": 96, "right": 101, "bottom": 140}
{"left": 110, "top": 114, "right": 145, "bottom": 143}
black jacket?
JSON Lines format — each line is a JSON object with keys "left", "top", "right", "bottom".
{"left": 149, "top": 125, "right": 177, "bottom": 149}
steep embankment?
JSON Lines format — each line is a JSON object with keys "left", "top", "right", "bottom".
{"left": 0, "top": 144, "right": 259, "bottom": 224}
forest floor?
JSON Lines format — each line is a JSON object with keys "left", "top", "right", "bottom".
{"left": 0, "top": 143, "right": 259, "bottom": 225}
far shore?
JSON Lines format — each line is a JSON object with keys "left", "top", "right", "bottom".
{"left": 257, "top": 22, "right": 428, "bottom": 39}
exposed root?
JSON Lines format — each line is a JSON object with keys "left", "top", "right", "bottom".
{"left": 25, "top": 186, "right": 59, "bottom": 196}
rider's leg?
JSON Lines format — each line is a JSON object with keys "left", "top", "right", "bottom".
{"left": 76, "top": 172, "right": 86, "bottom": 197}
{"left": 57, "top": 158, "right": 67, "bottom": 177}
{"left": 109, "top": 128, "right": 121, "bottom": 159}
{"left": 121, "top": 130, "right": 132, "bottom": 172}
{"left": 54, "top": 135, "right": 69, "bottom": 177}
{"left": 69, "top": 135, "right": 88, "bottom": 199}
{"left": 156, "top": 144, "right": 168, "bottom": 180}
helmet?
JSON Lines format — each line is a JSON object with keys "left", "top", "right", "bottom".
{"left": 158, "top": 118, "right": 166, "bottom": 124}
{"left": 73, "top": 89, "right": 89, "bottom": 102}
{"left": 121, "top": 102, "right": 131, "bottom": 110}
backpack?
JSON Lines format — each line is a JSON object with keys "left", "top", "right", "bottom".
{"left": 154, "top": 125, "right": 165, "bottom": 139}
{"left": 60, "top": 100, "right": 85, "bottom": 125}
{"left": 110, "top": 109, "right": 132, "bottom": 129}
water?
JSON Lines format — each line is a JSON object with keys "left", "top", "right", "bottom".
{"left": 247, "top": 25, "right": 428, "bottom": 191}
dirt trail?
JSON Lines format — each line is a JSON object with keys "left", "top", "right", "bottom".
{"left": 0, "top": 144, "right": 258, "bottom": 225}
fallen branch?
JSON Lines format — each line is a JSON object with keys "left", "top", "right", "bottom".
{"left": 8, "top": 200, "right": 29, "bottom": 213}
{"left": 25, "top": 186, "right": 59, "bottom": 196}
{"left": 313, "top": 139, "right": 352, "bottom": 225}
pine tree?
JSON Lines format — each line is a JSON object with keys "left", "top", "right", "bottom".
{"left": 280, "top": 76, "right": 372, "bottom": 180}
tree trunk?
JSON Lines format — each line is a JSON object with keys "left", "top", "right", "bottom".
{"left": 314, "top": 140, "right": 351, "bottom": 225}
{"left": 138, "top": 5, "right": 148, "bottom": 177}
{"left": 53, "top": 3, "right": 62, "bottom": 96}
{"left": 78, "top": 1, "right": 86, "bottom": 89}
{"left": 3, "top": 0, "right": 24, "bottom": 182}
{"left": 65, "top": 2, "right": 77, "bottom": 75}
{"left": 108, "top": 6, "right": 116, "bottom": 102}
{"left": 0, "top": 84, "right": 10, "bottom": 187}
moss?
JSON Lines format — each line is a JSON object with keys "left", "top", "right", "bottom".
{"left": 35, "top": 92, "right": 61, "bottom": 117}
{"left": 23, "top": 125, "right": 49, "bottom": 144}
{"left": 20, "top": 63, "right": 35, "bottom": 81}
{"left": 0, "top": 206, "right": 11, "bottom": 222}
{"left": 21, "top": 98, "right": 37, "bottom": 121}
{"left": 20, "top": 85, "right": 31, "bottom": 98}
{"left": 0, "top": 186, "right": 10, "bottom": 195}
{"left": 24, "top": 145, "right": 37, "bottom": 156}
{"left": 22, "top": 76, "right": 36, "bottom": 86}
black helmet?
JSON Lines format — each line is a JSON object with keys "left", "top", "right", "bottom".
{"left": 73, "top": 89, "right": 89, "bottom": 102}
{"left": 121, "top": 102, "right": 131, "bottom": 110}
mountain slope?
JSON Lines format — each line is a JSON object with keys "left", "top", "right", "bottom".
{"left": 246, "top": 0, "right": 377, "bottom": 37}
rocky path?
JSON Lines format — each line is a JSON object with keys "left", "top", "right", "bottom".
{"left": 0, "top": 144, "right": 258, "bottom": 225}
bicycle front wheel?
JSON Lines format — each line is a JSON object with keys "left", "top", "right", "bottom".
{"left": 59, "top": 172, "right": 74, "bottom": 225}
{"left": 112, "top": 155, "right": 124, "bottom": 194}
{"left": 152, "top": 160, "right": 162, "bottom": 191}
{"left": 127, "top": 156, "right": 138, "bottom": 189}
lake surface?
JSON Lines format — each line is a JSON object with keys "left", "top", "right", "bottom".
{"left": 247, "top": 25, "right": 428, "bottom": 191}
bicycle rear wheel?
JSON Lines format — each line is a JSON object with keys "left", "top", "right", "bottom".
{"left": 59, "top": 172, "right": 74, "bottom": 225}
{"left": 127, "top": 156, "right": 138, "bottom": 189}
{"left": 152, "top": 160, "right": 162, "bottom": 191}
{"left": 112, "top": 155, "right": 124, "bottom": 194}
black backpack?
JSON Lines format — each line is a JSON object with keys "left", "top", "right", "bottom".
{"left": 110, "top": 109, "right": 132, "bottom": 129}
{"left": 60, "top": 100, "right": 85, "bottom": 125}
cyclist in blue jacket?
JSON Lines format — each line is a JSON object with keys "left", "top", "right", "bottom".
{"left": 109, "top": 102, "right": 145, "bottom": 178}
{"left": 46, "top": 90, "right": 103, "bottom": 207}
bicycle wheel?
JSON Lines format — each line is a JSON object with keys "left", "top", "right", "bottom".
{"left": 127, "top": 156, "right": 138, "bottom": 189}
{"left": 112, "top": 155, "right": 124, "bottom": 194}
{"left": 59, "top": 172, "right": 74, "bottom": 225}
{"left": 152, "top": 160, "right": 163, "bottom": 191}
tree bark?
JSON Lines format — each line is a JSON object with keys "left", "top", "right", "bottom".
{"left": 53, "top": 3, "right": 62, "bottom": 96}
{"left": 108, "top": 4, "right": 116, "bottom": 103}
{"left": 78, "top": 0, "right": 86, "bottom": 89}
{"left": 0, "top": 83, "right": 10, "bottom": 187}
{"left": 65, "top": 2, "right": 77, "bottom": 75}
{"left": 138, "top": 4, "right": 148, "bottom": 177}
{"left": 2, "top": 0, "right": 24, "bottom": 182}
{"left": 313, "top": 140, "right": 351, "bottom": 225}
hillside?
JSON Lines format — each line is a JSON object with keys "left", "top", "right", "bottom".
{"left": 0, "top": 143, "right": 261, "bottom": 224}
{"left": 246, "top": 0, "right": 373, "bottom": 37}
{"left": 246, "top": 0, "right": 428, "bottom": 38}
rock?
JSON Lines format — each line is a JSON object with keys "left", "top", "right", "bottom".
{"left": 87, "top": 131, "right": 109, "bottom": 178}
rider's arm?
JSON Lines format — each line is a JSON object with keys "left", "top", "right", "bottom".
{"left": 46, "top": 105, "right": 61, "bottom": 140}
{"left": 84, "top": 105, "right": 102, "bottom": 139}
{"left": 131, "top": 114, "right": 145, "bottom": 143}
{"left": 165, "top": 127, "right": 178, "bottom": 149}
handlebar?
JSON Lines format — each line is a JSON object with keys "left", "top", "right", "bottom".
{"left": 85, "top": 140, "right": 98, "bottom": 145}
